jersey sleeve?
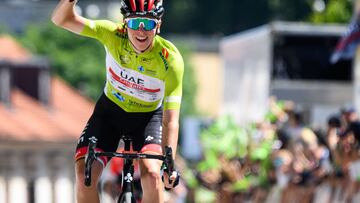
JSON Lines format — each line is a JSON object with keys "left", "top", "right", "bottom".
{"left": 80, "top": 19, "right": 119, "bottom": 44}
{"left": 163, "top": 53, "right": 184, "bottom": 110}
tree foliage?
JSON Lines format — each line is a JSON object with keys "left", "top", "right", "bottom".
{"left": 19, "top": 23, "right": 106, "bottom": 100}
{"left": 308, "top": 0, "right": 353, "bottom": 23}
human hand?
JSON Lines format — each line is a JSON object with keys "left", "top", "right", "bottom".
{"left": 163, "top": 170, "right": 180, "bottom": 190}
{"left": 162, "top": 146, "right": 180, "bottom": 190}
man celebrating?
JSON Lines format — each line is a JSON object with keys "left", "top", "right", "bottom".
{"left": 51, "top": 0, "right": 183, "bottom": 202}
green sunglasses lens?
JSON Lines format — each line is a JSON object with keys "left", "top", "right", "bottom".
{"left": 127, "top": 18, "right": 157, "bottom": 31}
{"left": 143, "top": 19, "right": 157, "bottom": 31}
{"left": 127, "top": 19, "right": 140, "bottom": 29}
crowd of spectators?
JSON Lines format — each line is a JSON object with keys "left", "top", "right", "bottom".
{"left": 98, "top": 98, "right": 360, "bottom": 203}
{"left": 178, "top": 98, "right": 360, "bottom": 203}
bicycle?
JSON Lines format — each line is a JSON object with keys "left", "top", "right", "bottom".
{"left": 84, "top": 136, "right": 176, "bottom": 203}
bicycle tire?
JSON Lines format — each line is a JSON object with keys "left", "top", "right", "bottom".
{"left": 118, "top": 192, "right": 136, "bottom": 203}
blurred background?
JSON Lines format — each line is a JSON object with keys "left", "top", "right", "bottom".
{"left": 2, "top": 0, "right": 360, "bottom": 202}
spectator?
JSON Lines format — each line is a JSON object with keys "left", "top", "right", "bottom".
{"left": 340, "top": 105, "right": 360, "bottom": 143}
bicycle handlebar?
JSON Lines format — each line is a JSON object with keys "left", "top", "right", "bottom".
{"left": 84, "top": 138, "right": 175, "bottom": 187}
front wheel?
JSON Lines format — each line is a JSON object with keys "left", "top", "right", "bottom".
{"left": 118, "top": 192, "right": 136, "bottom": 203}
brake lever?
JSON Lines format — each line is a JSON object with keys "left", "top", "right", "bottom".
{"left": 84, "top": 137, "right": 97, "bottom": 186}
{"left": 164, "top": 146, "right": 175, "bottom": 183}
{"left": 162, "top": 146, "right": 181, "bottom": 190}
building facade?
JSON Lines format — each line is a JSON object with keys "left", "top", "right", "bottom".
{"left": 0, "top": 35, "right": 94, "bottom": 203}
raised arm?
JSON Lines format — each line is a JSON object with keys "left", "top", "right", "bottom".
{"left": 51, "top": 0, "right": 86, "bottom": 34}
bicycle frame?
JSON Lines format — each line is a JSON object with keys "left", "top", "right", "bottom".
{"left": 84, "top": 136, "right": 175, "bottom": 203}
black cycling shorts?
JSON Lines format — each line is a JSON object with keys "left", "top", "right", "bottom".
{"left": 75, "top": 93, "right": 163, "bottom": 166}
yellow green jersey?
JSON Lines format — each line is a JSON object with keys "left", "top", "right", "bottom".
{"left": 80, "top": 19, "right": 184, "bottom": 112}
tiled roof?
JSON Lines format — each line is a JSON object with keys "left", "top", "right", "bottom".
{"left": 0, "top": 35, "right": 30, "bottom": 62}
{"left": 0, "top": 77, "right": 94, "bottom": 142}
{"left": 0, "top": 35, "right": 94, "bottom": 142}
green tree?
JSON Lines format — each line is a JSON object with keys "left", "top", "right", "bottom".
{"left": 19, "top": 23, "right": 105, "bottom": 100}
{"left": 308, "top": 0, "right": 353, "bottom": 23}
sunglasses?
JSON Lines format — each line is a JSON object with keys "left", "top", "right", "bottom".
{"left": 126, "top": 18, "right": 158, "bottom": 31}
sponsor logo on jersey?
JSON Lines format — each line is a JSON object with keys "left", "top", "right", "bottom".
{"left": 109, "top": 67, "right": 160, "bottom": 93}
{"left": 112, "top": 90, "right": 125, "bottom": 102}
{"left": 159, "top": 51, "right": 169, "bottom": 71}
{"left": 115, "top": 27, "right": 127, "bottom": 38}
{"left": 140, "top": 57, "right": 152, "bottom": 64}
{"left": 145, "top": 136, "right": 154, "bottom": 141}
{"left": 162, "top": 48, "right": 169, "bottom": 59}
{"left": 138, "top": 66, "right": 145, "bottom": 72}
{"left": 106, "top": 50, "right": 165, "bottom": 103}
{"left": 118, "top": 86, "right": 126, "bottom": 91}
{"left": 129, "top": 100, "right": 153, "bottom": 108}
{"left": 89, "top": 136, "right": 98, "bottom": 142}
{"left": 120, "top": 55, "right": 131, "bottom": 64}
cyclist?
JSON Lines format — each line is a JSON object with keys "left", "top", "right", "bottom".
{"left": 51, "top": 0, "right": 183, "bottom": 202}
